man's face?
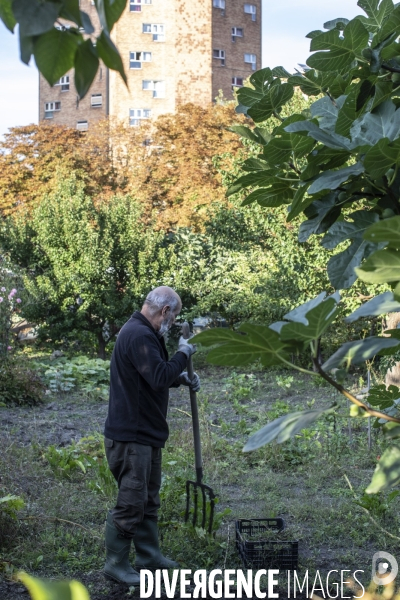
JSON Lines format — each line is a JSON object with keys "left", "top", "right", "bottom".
{"left": 159, "top": 304, "right": 181, "bottom": 335}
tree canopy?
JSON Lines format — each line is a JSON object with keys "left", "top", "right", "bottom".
{"left": 194, "top": 0, "right": 400, "bottom": 495}
{"left": 0, "top": 104, "right": 245, "bottom": 229}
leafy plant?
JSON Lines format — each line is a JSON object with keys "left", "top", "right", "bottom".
{"left": 0, "top": 494, "right": 25, "bottom": 520}
{"left": 0, "top": 359, "right": 44, "bottom": 406}
{"left": 276, "top": 374, "right": 294, "bottom": 389}
{"left": 34, "top": 356, "right": 110, "bottom": 397}
{"left": 193, "top": 0, "right": 400, "bottom": 496}
{"left": 0, "top": 0, "right": 127, "bottom": 99}
{"left": 17, "top": 571, "right": 90, "bottom": 600}
{"left": 1, "top": 177, "right": 174, "bottom": 357}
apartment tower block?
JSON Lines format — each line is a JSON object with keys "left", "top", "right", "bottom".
{"left": 39, "top": 0, "right": 262, "bottom": 129}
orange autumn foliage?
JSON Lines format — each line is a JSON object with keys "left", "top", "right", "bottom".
{"left": 0, "top": 103, "right": 246, "bottom": 229}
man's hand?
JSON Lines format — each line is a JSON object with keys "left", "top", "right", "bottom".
{"left": 178, "top": 371, "right": 201, "bottom": 392}
{"left": 178, "top": 336, "right": 196, "bottom": 358}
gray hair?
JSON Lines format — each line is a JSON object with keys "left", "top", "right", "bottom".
{"left": 143, "top": 288, "right": 180, "bottom": 314}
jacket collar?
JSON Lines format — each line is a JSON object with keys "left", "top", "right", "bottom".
{"left": 132, "top": 311, "right": 163, "bottom": 340}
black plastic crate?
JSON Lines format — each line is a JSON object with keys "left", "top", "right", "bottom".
{"left": 236, "top": 518, "right": 298, "bottom": 570}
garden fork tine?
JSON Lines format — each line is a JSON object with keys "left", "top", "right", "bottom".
{"left": 181, "top": 322, "right": 216, "bottom": 534}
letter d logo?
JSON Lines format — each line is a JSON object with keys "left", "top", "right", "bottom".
{"left": 372, "top": 552, "right": 398, "bottom": 585}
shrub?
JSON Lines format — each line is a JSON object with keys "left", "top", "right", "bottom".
{"left": 0, "top": 359, "right": 43, "bottom": 406}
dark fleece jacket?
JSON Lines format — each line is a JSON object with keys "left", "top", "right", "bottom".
{"left": 104, "top": 311, "right": 187, "bottom": 447}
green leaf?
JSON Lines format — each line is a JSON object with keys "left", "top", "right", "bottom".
{"left": 376, "top": 3, "right": 400, "bottom": 44}
{"left": 322, "top": 210, "right": 379, "bottom": 249}
{"left": 59, "top": 0, "right": 82, "bottom": 25}
{"left": 248, "top": 83, "right": 294, "bottom": 122}
{"left": 308, "top": 162, "right": 364, "bottom": 195}
{"left": 243, "top": 406, "right": 336, "bottom": 451}
{"left": 74, "top": 39, "right": 99, "bottom": 99}
{"left": 310, "top": 95, "right": 339, "bottom": 130}
{"left": 322, "top": 336, "right": 400, "bottom": 371}
{"left": 323, "top": 18, "right": 349, "bottom": 30}
{"left": 13, "top": 0, "right": 61, "bottom": 36}
{"left": 33, "top": 29, "right": 80, "bottom": 87}
{"left": 356, "top": 248, "right": 400, "bottom": 283}
{"left": 191, "top": 324, "right": 288, "bottom": 368}
{"left": 302, "top": 147, "right": 350, "bottom": 181}
{"left": 307, "top": 19, "right": 369, "bottom": 72}
{"left": 96, "top": 31, "right": 127, "bottom": 84}
{"left": 242, "top": 181, "right": 294, "bottom": 208}
{"left": 382, "top": 423, "right": 400, "bottom": 439}
{"left": 271, "top": 66, "right": 291, "bottom": 78}
{"left": 288, "top": 71, "right": 333, "bottom": 96}
{"left": 287, "top": 183, "right": 313, "bottom": 221}
{"left": 241, "top": 157, "right": 270, "bottom": 172}
{"left": 364, "top": 216, "right": 400, "bottom": 248}
{"left": 371, "top": 81, "right": 393, "bottom": 111}
{"left": 19, "top": 33, "right": 33, "bottom": 64}
{"left": 0, "top": 0, "right": 16, "bottom": 31}
{"left": 367, "top": 384, "right": 400, "bottom": 409}
{"left": 263, "top": 132, "right": 314, "bottom": 165}
{"left": 249, "top": 67, "right": 274, "bottom": 90}
{"left": 226, "top": 171, "right": 278, "bottom": 197}
{"left": 283, "top": 291, "right": 340, "bottom": 324}
{"left": 285, "top": 120, "right": 351, "bottom": 150}
{"left": 18, "top": 571, "right": 90, "bottom": 600}
{"left": 364, "top": 138, "right": 400, "bottom": 178}
{"left": 229, "top": 125, "right": 263, "bottom": 144}
{"left": 327, "top": 239, "right": 370, "bottom": 289}
{"left": 298, "top": 194, "right": 340, "bottom": 242}
{"left": 280, "top": 298, "right": 339, "bottom": 341}
{"left": 357, "top": 0, "right": 394, "bottom": 33}
{"left": 336, "top": 83, "right": 363, "bottom": 137}
{"left": 352, "top": 101, "right": 400, "bottom": 147}
{"left": 103, "top": 0, "right": 126, "bottom": 30}
{"left": 80, "top": 11, "right": 95, "bottom": 34}
{"left": 366, "top": 446, "right": 400, "bottom": 493}
{"left": 346, "top": 291, "right": 400, "bottom": 322}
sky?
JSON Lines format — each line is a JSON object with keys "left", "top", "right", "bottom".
{"left": 0, "top": 0, "right": 363, "bottom": 138}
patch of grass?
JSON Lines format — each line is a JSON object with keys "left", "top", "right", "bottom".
{"left": 2, "top": 367, "right": 400, "bottom": 596}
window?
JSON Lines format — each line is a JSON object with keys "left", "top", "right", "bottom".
{"left": 213, "top": 49, "right": 225, "bottom": 66}
{"left": 91, "top": 93, "right": 102, "bottom": 107}
{"left": 232, "top": 76, "right": 244, "bottom": 88}
{"left": 130, "top": 51, "right": 152, "bottom": 69}
{"left": 244, "top": 3, "right": 256, "bottom": 20}
{"left": 213, "top": 0, "right": 225, "bottom": 7}
{"left": 129, "top": 108, "right": 151, "bottom": 126}
{"left": 130, "top": 0, "right": 152, "bottom": 12}
{"left": 55, "top": 75, "right": 70, "bottom": 91}
{"left": 232, "top": 27, "right": 243, "bottom": 41}
{"left": 142, "top": 23, "right": 165, "bottom": 41}
{"left": 77, "top": 120, "right": 88, "bottom": 131}
{"left": 142, "top": 80, "right": 165, "bottom": 98}
{"left": 44, "top": 101, "right": 61, "bottom": 118}
{"left": 244, "top": 52, "right": 256, "bottom": 70}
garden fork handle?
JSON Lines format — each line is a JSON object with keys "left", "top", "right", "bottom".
{"left": 182, "top": 322, "right": 203, "bottom": 484}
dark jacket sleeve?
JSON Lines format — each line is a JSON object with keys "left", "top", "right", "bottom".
{"left": 129, "top": 333, "right": 187, "bottom": 392}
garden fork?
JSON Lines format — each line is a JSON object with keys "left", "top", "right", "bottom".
{"left": 181, "top": 322, "right": 216, "bottom": 534}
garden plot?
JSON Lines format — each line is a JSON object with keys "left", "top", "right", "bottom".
{"left": 1, "top": 365, "right": 399, "bottom": 600}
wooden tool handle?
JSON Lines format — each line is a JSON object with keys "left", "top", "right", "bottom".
{"left": 181, "top": 321, "right": 203, "bottom": 483}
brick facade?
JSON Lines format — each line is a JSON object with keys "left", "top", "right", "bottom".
{"left": 39, "top": 0, "right": 261, "bottom": 129}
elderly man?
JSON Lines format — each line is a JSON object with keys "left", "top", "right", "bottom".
{"left": 103, "top": 286, "right": 199, "bottom": 585}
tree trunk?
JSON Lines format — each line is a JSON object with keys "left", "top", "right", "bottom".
{"left": 97, "top": 332, "right": 107, "bottom": 360}
{"left": 385, "top": 313, "right": 400, "bottom": 387}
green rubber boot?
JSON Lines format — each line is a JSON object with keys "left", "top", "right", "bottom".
{"left": 133, "top": 518, "right": 179, "bottom": 570}
{"left": 104, "top": 512, "right": 140, "bottom": 585}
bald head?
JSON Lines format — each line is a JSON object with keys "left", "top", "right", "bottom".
{"left": 143, "top": 286, "right": 181, "bottom": 315}
{"left": 141, "top": 286, "right": 182, "bottom": 333}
